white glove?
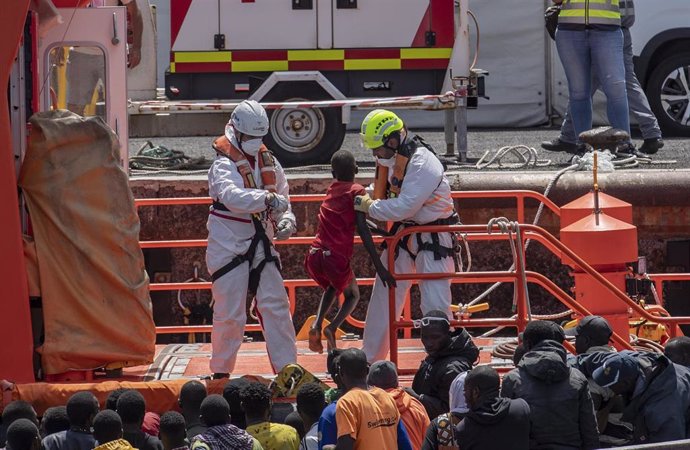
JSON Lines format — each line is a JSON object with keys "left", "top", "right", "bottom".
{"left": 265, "top": 192, "right": 289, "bottom": 215}
{"left": 274, "top": 218, "right": 296, "bottom": 240}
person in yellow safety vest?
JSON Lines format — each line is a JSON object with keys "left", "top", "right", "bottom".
{"left": 552, "top": 0, "right": 635, "bottom": 156}
{"left": 354, "top": 109, "right": 459, "bottom": 363}
{"left": 206, "top": 100, "right": 297, "bottom": 379}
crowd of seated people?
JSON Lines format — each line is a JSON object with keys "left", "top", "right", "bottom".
{"left": 3, "top": 313, "right": 690, "bottom": 450}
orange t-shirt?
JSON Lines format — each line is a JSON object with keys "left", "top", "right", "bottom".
{"left": 335, "top": 387, "right": 400, "bottom": 450}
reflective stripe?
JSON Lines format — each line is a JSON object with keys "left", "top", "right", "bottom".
{"left": 170, "top": 48, "right": 453, "bottom": 74}
{"left": 560, "top": 0, "right": 621, "bottom": 26}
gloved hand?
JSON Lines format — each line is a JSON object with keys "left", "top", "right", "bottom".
{"left": 354, "top": 194, "right": 373, "bottom": 214}
{"left": 274, "top": 218, "right": 296, "bottom": 240}
{"left": 265, "top": 192, "right": 289, "bottom": 215}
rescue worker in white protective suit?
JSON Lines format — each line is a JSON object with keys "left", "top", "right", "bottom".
{"left": 355, "top": 109, "right": 459, "bottom": 363}
{"left": 206, "top": 100, "right": 297, "bottom": 378}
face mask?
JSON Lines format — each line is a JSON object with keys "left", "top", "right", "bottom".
{"left": 240, "top": 138, "right": 262, "bottom": 156}
{"left": 376, "top": 156, "right": 396, "bottom": 168}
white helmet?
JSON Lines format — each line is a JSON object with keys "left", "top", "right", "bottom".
{"left": 227, "top": 100, "right": 269, "bottom": 138}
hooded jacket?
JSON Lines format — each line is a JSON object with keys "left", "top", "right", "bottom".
{"left": 412, "top": 329, "right": 479, "bottom": 420}
{"left": 576, "top": 351, "right": 690, "bottom": 444}
{"left": 501, "top": 340, "right": 599, "bottom": 449}
{"left": 455, "top": 397, "right": 531, "bottom": 450}
{"left": 387, "top": 387, "right": 430, "bottom": 450}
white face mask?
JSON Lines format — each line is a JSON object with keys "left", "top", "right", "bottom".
{"left": 376, "top": 156, "right": 396, "bottom": 168}
{"left": 240, "top": 138, "right": 262, "bottom": 156}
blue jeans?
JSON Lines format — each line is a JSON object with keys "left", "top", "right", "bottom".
{"left": 556, "top": 28, "right": 630, "bottom": 143}
{"left": 560, "top": 28, "right": 662, "bottom": 143}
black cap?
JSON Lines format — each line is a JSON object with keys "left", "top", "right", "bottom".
{"left": 565, "top": 315, "right": 613, "bottom": 343}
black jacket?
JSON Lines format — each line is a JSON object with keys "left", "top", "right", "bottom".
{"left": 412, "top": 328, "right": 479, "bottom": 419}
{"left": 501, "top": 340, "right": 599, "bottom": 450}
{"left": 576, "top": 351, "right": 690, "bottom": 444}
{"left": 455, "top": 397, "right": 531, "bottom": 450}
{"left": 123, "top": 429, "right": 164, "bottom": 450}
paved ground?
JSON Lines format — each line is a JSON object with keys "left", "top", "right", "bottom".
{"left": 129, "top": 127, "right": 689, "bottom": 174}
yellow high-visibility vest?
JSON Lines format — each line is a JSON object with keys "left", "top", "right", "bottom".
{"left": 559, "top": 0, "right": 621, "bottom": 27}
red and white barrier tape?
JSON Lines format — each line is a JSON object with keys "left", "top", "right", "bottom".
{"left": 129, "top": 91, "right": 465, "bottom": 114}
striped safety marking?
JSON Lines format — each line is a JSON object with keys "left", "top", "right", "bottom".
{"left": 170, "top": 48, "right": 453, "bottom": 74}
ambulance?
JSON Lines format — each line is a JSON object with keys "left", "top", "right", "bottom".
{"left": 165, "top": 0, "right": 481, "bottom": 165}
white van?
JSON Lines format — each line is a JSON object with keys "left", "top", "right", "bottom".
{"left": 631, "top": 0, "right": 690, "bottom": 136}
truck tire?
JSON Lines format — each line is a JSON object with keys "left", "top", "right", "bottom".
{"left": 262, "top": 84, "right": 346, "bottom": 167}
{"left": 646, "top": 52, "right": 690, "bottom": 137}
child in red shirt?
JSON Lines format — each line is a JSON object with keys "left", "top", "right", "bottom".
{"left": 305, "top": 150, "right": 394, "bottom": 353}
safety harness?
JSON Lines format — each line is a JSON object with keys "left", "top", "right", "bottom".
{"left": 376, "top": 135, "right": 460, "bottom": 261}
{"left": 210, "top": 136, "right": 280, "bottom": 295}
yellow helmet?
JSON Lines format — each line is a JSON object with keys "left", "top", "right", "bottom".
{"left": 360, "top": 109, "right": 404, "bottom": 149}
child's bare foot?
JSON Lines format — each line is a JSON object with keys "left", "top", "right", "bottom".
{"left": 324, "top": 326, "right": 337, "bottom": 351}
{"left": 309, "top": 328, "right": 324, "bottom": 353}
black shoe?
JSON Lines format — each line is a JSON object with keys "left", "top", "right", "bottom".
{"left": 638, "top": 138, "right": 664, "bottom": 155}
{"left": 541, "top": 138, "right": 578, "bottom": 153}
{"left": 212, "top": 373, "right": 229, "bottom": 380}
{"left": 616, "top": 143, "right": 649, "bottom": 159}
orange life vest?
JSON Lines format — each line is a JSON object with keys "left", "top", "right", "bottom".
{"left": 372, "top": 153, "right": 411, "bottom": 200}
{"left": 212, "top": 135, "right": 277, "bottom": 193}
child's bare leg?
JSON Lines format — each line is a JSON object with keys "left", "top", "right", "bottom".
{"left": 324, "top": 278, "right": 360, "bottom": 351}
{"left": 309, "top": 286, "right": 337, "bottom": 353}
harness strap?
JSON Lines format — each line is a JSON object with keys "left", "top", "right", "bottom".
{"left": 382, "top": 213, "right": 460, "bottom": 261}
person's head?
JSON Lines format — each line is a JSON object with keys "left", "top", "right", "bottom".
{"left": 449, "top": 372, "right": 469, "bottom": 416}
{"left": 296, "top": 383, "right": 326, "bottom": 427}
{"left": 116, "top": 390, "right": 146, "bottom": 427}
{"left": 2, "top": 401, "right": 38, "bottom": 431}
{"left": 159, "top": 411, "right": 187, "bottom": 450}
{"left": 665, "top": 336, "right": 690, "bottom": 367}
{"left": 105, "top": 388, "right": 130, "bottom": 411}
{"left": 522, "top": 320, "right": 563, "bottom": 350}
{"left": 592, "top": 353, "right": 640, "bottom": 395}
{"left": 66, "top": 391, "right": 100, "bottom": 429}
{"left": 240, "top": 383, "right": 272, "bottom": 422}
{"left": 327, "top": 349, "right": 345, "bottom": 390}
{"left": 92, "top": 410, "right": 123, "bottom": 445}
{"left": 566, "top": 316, "right": 613, "bottom": 354}
{"left": 330, "top": 150, "right": 358, "bottom": 182}
{"left": 6, "top": 419, "right": 40, "bottom": 450}
{"left": 222, "top": 378, "right": 249, "bottom": 429}
{"left": 367, "top": 361, "right": 399, "bottom": 390}
{"left": 464, "top": 366, "right": 501, "bottom": 410}
{"left": 360, "top": 109, "right": 406, "bottom": 163}
{"left": 40, "top": 406, "right": 70, "bottom": 438}
{"left": 418, "top": 310, "right": 452, "bottom": 356}
{"left": 336, "top": 348, "right": 369, "bottom": 391}
{"left": 226, "top": 100, "right": 269, "bottom": 156}
{"left": 179, "top": 380, "right": 207, "bottom": 413}
{"left": 199, "top": 395, "right": 231, "bottom": 427}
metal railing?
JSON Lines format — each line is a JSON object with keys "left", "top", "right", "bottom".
{"left": 136, "top": 190, "right": 561, "bottom": 336}
{"left": 384, "top": 223, "right": 690, "bottom": 370}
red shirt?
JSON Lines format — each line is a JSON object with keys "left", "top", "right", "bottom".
{"left": 312, "top": 181, "right": 366, "bottom": 260}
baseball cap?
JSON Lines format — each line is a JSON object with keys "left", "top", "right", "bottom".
{"left": 367, "top": 361, "right": 399, "bottom": 390}
{"left": 592, "top": 353, "right": 639, "bottom": 388}
{"left": 565, "top": 316, "right": 613, "bottom": 343}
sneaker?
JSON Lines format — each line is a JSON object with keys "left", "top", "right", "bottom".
{"left": 212, "top": 372, "right": 229, "bottom": 380}
{"left": 541, "top": 138, "right": 578, "bottom": 153}
{"left": 638, "top": 138, "right": 664, "bottom": 155}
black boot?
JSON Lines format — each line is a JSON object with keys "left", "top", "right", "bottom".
{"left": 541, "top": 138, "right": 578, "bottom": 153}
{"left": 638, "top": 138, "right": 664, "bottom": 155}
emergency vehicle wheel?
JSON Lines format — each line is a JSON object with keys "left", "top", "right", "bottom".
{"left": 263, "top": 87, "right": 346, "bottom": 167}
{"left": 647, "top": 52, "right": 690, "bottom": 137}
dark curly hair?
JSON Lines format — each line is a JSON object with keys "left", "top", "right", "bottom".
{"left": 239, "top": 382, "right": 271, "bottom": 418}
{"left": 296, "top": 383, "right": 326, "bottom": 420}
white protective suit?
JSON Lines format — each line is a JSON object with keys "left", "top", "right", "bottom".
{"left": 362, "top": 145, "right": 456, "bottom": 363}
{"left": 206, "top": 134, "right": 297, "bottom": 374}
